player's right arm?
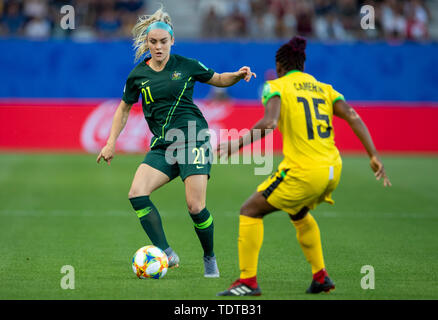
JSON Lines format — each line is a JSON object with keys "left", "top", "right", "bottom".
{"left": 217, "top": 95, "right": 281, "bottom": 158}
{"left": 333, "top": 99, "right": 391, "bottom": 187}
{"left": 96, "top": 100, "right": 133, "bottom": 165}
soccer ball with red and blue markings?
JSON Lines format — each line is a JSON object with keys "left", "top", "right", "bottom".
{"left": 132, "top": 245, "right": 168, "bottom": 279}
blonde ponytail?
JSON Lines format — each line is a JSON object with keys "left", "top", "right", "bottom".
{"left": 132, "top": 6, "right": 173, "bottom": 62}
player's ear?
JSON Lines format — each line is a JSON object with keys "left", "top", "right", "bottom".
{"left": 171, "top": 36, "right": 175, "bottom": 46}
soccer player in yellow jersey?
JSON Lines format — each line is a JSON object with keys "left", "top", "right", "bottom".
{"left": 217, "top": 36, "right": 391, "bottom": 296}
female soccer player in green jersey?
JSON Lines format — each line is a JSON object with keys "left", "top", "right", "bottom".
{"left": 96, "top": 7, "right": 256, "bottom": 277}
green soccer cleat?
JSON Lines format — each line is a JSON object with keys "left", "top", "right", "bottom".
{"left": 217, "top": 279, "right": 262, "bottom": 296}
{"left": 203, "top": 255, "right": 220, "bottom": 278}
{"left": 306, "top": 276, "right": 335, "bottom": 294}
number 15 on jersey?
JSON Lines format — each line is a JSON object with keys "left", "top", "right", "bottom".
{"left": 297, "top": 96, "right": 332, "bottom": 140}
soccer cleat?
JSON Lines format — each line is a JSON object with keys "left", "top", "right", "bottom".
{"left": 217, "top": 279, "right": 262, "bottom": 296}
{"left": 306, "top": 276, "right": 335, "bottom": 294}
{"left": 203, "top": 255, "right": 220, "bottom": 278}
{"left": 167, "top": 251, "right": 180, "bottom": 269}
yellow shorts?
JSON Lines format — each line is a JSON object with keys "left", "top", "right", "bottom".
{"left": 256, "top": 164, "right": 342, "bottom": 215}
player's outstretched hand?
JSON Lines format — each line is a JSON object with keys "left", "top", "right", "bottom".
{"left": 370, "top": 155, "right": 391, "bottom": 187}
{"left": 97, "top": 144, "right": 115, "bottom": 165}
{"left": 216, "top": 139, "right": 240, "bottom": 160}
{"left": 236, "top": 66, "right": 256, "bottom": 82}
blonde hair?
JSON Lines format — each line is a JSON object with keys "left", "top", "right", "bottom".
{"left": 132, "top": 6, "right": 173, "bottom": 62}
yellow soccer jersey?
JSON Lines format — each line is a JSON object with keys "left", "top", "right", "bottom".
{"left": 262, "top": 70, "right": 344, "bottom": 169}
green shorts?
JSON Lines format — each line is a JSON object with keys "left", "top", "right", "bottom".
{"left": 142, "top": 140, "right": 213, "bottom": 181}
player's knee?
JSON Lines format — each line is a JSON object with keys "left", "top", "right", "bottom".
{"left": 288, "top": 206, "right": 309, "bottom": 221}
{"left": 187, "top": 201, "right": 204, "bottom": 215}
{"left": 239, "top": 204, "right": 248, "bottom": 216}
{"left": 128, "top": 189, "right": 136, "bottom": 199}
{"left": 240, "top": 203, "right": 260, "bottom": 218}
{"left": 128, "top": 188, "right": 148, "bottom": 199}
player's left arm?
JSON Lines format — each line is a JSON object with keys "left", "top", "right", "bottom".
{"left": 206, "top": 66, "right": 256, "bottom": 87}
{"left": 218, "top": 96, "right": 281, "bottom": 158}
{"left": 334, "top": 99, "right": 391, "bottom": 187}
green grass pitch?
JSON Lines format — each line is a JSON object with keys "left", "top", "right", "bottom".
{"left": 0, "top": 153, "right": 437, "bottom": 300}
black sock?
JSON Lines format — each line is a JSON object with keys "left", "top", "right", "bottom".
{"left": 190, "top": 208, "right": 214, "bottom": 257}
{"left": 129, "top": 196, "right": 169, "bottom": 251}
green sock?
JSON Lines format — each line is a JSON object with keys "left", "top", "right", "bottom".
{"left": 129, "top": 196, "right": 169, "bottom": 251}
{"left": 190, "top": 208, "right": 214, "bottom": 257}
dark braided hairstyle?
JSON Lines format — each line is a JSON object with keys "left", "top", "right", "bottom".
{"left": 275, "top": 36, "right": 307, "bottom": 72}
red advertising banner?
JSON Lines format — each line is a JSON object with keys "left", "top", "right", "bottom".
{"left": 1, "top": 99, "right": 438, "bottom": 153}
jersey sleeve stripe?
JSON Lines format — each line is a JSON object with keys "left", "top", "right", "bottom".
{"left": 262, "top": 91, "right": 281, "bottom": 106}
{"left": 332, "top": 95, "right": 345, "bottom": 105}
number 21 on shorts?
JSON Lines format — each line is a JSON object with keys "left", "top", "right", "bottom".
{"left": 192, "top": 147, "right": 206, "bottom": 165}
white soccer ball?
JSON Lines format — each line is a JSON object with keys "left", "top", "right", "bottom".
{"left": 132, "top": 245, "right": 168, "bottom": 279}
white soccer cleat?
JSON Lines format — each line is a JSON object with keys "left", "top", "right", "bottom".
{"left": 167, "top": 251, "right": 180, "bottom": 269}
{"left": 203, "top": 255, "right": 220, "bottom": 278}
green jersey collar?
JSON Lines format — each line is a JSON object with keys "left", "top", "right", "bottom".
{"left": 285, "top": 69, "right": 301, "bottom": 76}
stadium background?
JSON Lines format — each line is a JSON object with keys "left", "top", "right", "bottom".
{"left": 1, "top": 0, "right": 438, "bottom": 301}
{"left": 1, "top": 0, "right": 438, "bottom": 153}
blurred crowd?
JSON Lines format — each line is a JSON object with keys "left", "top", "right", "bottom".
{"left": 0, "top": 0, "right": 145, "bottom": 40}
{"left": 200, "top": 0, "right": 432, "bottom": 41}
{"left": 0, "top": 0, "right": 433, "bottom": 41}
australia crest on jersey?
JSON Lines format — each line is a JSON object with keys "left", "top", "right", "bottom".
{"left": 171, "top": 71, "right": 182, "bottom": 80}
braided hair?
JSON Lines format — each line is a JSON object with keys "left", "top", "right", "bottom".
{"left": 275, "top": 36, "right": 307, "bottom": 72}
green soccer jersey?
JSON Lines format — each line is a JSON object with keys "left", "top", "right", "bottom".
{"left": 122, "top": 54, "right": 215, "bottom": 149}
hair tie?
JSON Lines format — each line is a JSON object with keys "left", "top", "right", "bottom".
{"left": 289, "top": 36, "right": 307, "bottom": 53}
